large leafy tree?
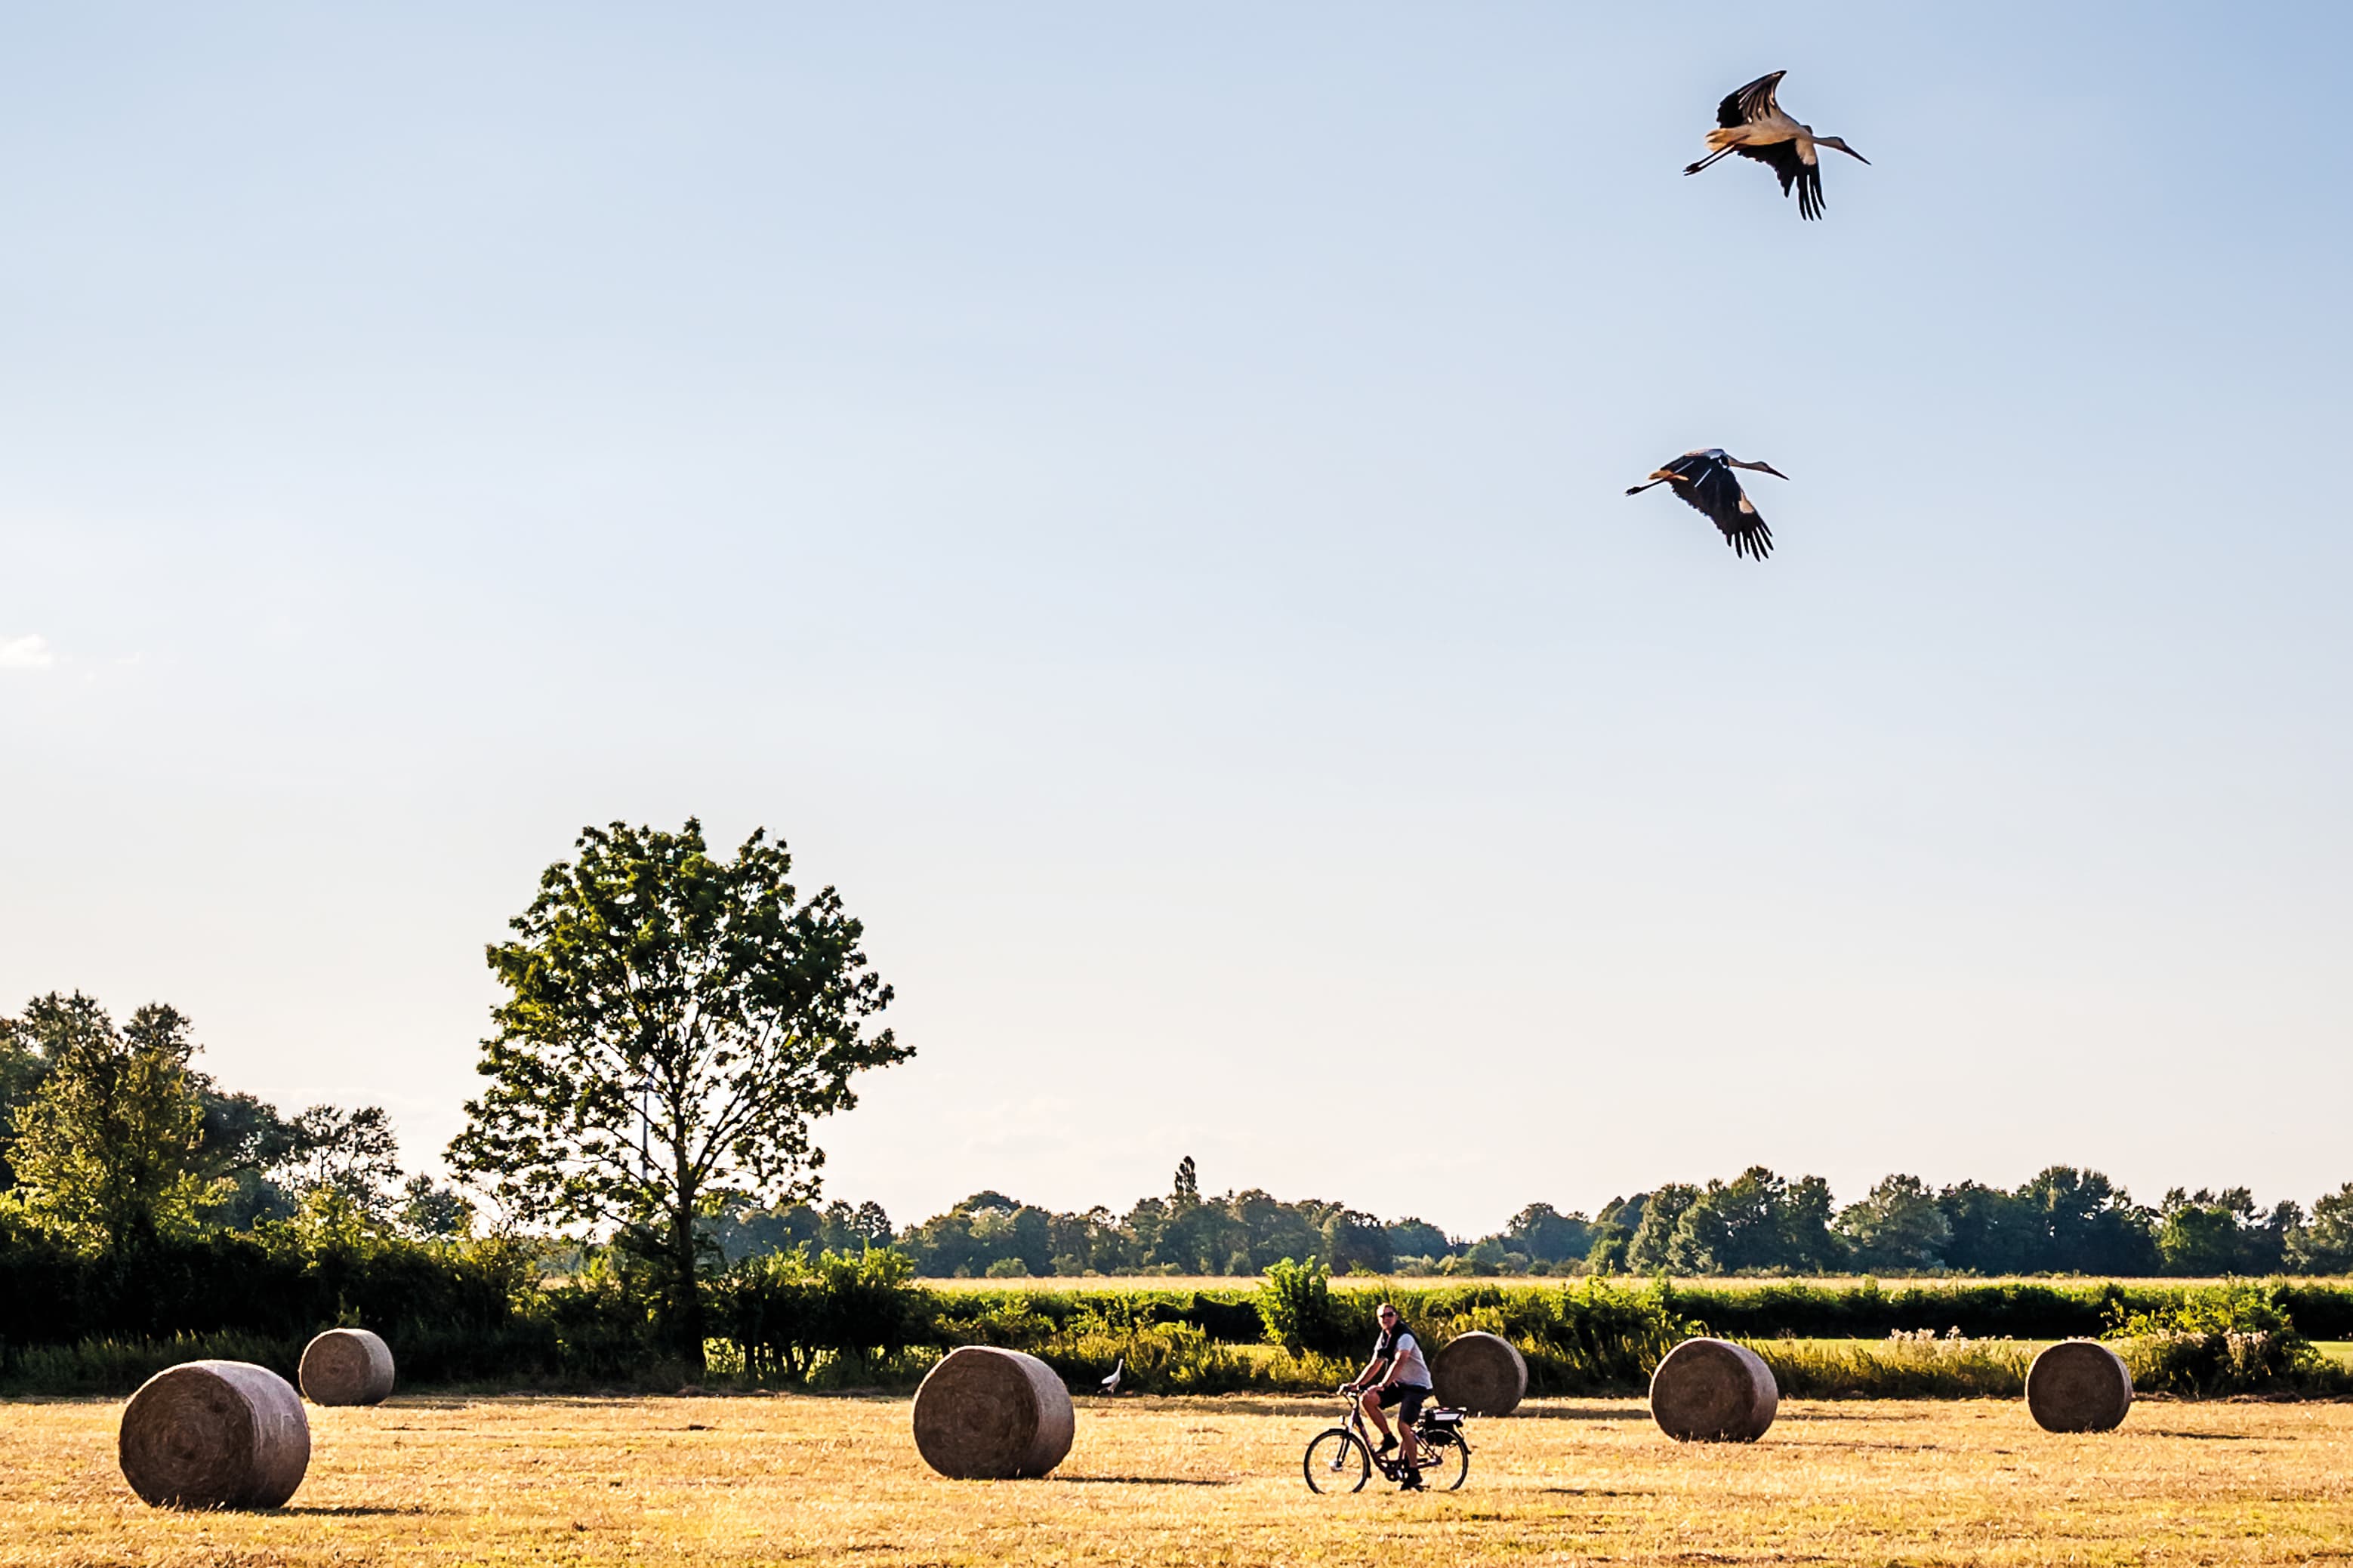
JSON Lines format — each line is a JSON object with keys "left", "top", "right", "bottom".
{"left": 0, "top": 992, "right": 117, "bottom": 1189}
{"left": 1504, "top": 1202, "right": 1596, "bottom": 1265}
{"left": 448, "top": 818, "right": 905, "bottom": 1368}
{"left": 282, "top": 1104, "right": 406, "bottom": 1217}
{"left": 9, "top": 999, "right": 211, "bottom": 1255}
{"left": 1936, "top": 1179, "right": 2037, "bottom": 1274}
{"left": 188, "top": 1086, "right": 307, "bottom": 1227}
{"left": 1667, "top": 1166, "right": 1844, "bottom": 1274}
{"left": 2017, "top": 1166, "right": 2157, "bottom": 1274}
{"left": 2154, "top": 1187, "right": 2298, "bottom": 1276}
{"left": 2291, "top": 1183, "right": 2353, "bottom": 1274}
{"left": 1627, "top": 1182, "right": 1698, "bottom": 1271}
{"left": 1836, "top": 1174, "right": 1954, "bottom": 1271}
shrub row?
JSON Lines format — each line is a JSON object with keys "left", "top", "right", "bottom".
{"left": 10, "top": 1223, "right": 2353, "bottom": 1398}
{"left": 1651, "top": 1279, "right": 2353, "bottom": 1341}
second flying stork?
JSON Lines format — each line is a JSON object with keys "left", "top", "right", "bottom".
{"left": 1683, "top": 71, "right": 1868, "bottom": 220}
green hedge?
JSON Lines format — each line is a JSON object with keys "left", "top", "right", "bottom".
{"left": 918, "top": 1276, "right": 2353, "bottom": 1348}
{"left": 1657, "top": 1279, "right": 2353, "bottom": 1341}
{"left": 10, "top": 1221, "right": 2353, "bottom": 1400}
{"left": 0, "top": 1223, "right": 660, "bottom": 1392}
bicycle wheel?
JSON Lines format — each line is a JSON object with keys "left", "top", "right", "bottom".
{"left": 1415, "top": 1430, "right": 1470, "bottom": 1491}
{"left": 1302, "top": 1428, "right": 1371, "bottom": 1493}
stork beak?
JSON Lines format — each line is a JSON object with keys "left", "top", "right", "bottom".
{"left": 1833, "top": 141, "right": 1870, "bottom": 165}
{"left": 1756, "top": 462, "right": 1789, "bottom": 480}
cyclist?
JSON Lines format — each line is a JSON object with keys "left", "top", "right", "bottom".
{"left": 1344, "top": 1302, "right": 1433, "bottom": 1490}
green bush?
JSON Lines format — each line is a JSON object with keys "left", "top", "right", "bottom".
{"left": 714, "top": 1246, "right": 930, "bottom": 1382}
{"left": 2105, "top": 1282, "right": 2325, "bottom": 1397}
{"left": 1257, "top": 1257, "right": 1349, "bottom": 1354}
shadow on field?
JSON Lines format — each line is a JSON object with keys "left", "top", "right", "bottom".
{"left": 1101, "top": 1397, "right": 1324, "bottom": 1419}
{"left": 279, "top": 1505, "right": 438, "bottom": 1517}
{"left": 1056, "top": 1476, "right": 1232, "bottom": 1487}
{"left": 2140, "top": 1431, "right": 2262, "bottom": 1440}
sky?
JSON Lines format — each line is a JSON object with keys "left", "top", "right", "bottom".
{"left": 3, "top": 4, "right": 2348, "bottom": 1240}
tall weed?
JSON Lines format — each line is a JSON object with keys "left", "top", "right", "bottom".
{"left": 1751, "top": 1331, "right": 2033, "bottom": 1399}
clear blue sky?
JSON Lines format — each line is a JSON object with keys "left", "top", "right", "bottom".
{"left": 4, "top": 4, "right": 2347, "bottom": 1237}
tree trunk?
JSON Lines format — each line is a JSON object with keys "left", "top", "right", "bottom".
{"left": 669, "top": 1178, "right": 706, "bottom": 1376}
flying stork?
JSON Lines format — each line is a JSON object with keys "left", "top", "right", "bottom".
{"left": 1625, "top": 449, "right": 1787, "bottom": 560}
{"left": 1684, "top": 71, "right": 1867, "bottom": 220}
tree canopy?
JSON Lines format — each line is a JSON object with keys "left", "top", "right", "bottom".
{"left": 7, "top": 998, "right": 211, "bottom": 1255}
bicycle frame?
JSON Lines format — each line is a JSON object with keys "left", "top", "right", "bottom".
{"left": 1308, "top": 1388, "right": 1473, "bottom": 1490}
{"left": 1342, "top": 1399, "right": 1409, "bottom": 1478}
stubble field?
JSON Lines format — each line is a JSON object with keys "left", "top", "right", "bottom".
{"left": 5, "top": 1392, "right": 2351, "bottom": 1567}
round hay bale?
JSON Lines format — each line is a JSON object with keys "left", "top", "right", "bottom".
{"left": 300, "top": 1327, "right": 396, "bottom": 1406}
{"left": 119, "top": 1360, "right": 310, "bottom": 1509}
{"left": 911, "top": 1346, "right": 1075, "bottom": 1479}
{"left": 1649, "top": 1337, "right": 1778, "bottom": 1443}
{"left": 1431, "top": 1331, "right": 1528, "bottom": 1416}
{"left": 2026, "top": 1340, "right": 2133, "bottom": 1433}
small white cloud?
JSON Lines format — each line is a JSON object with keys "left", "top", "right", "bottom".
{"left": 0, "top": 633, "right": 56, "bottom": 670}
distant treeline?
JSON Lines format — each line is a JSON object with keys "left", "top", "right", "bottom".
{"left": 11, "top": 994, "right": 2351, "bottom": 1289}
{"left": 11, "top": 987, "right": 2353, "bottom": 1410}
{"left": 726, "top": 1157, "right": 2353, "bottom": 1280}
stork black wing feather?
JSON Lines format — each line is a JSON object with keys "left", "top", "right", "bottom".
{"left": 1717, "top": 70, "right": 1785, "bottom": 128}
{"left": 1734, "top": 140, "right": 1826, "bottom": 219}
{"left": 1688, "top": 464, "right": 1746, "bottom": 534}
{"left": 1652, "top": 457, "right": 1774, "bottom": 561}
{"left": 1735, "top": 140, "right": 1803, "bottom": 192}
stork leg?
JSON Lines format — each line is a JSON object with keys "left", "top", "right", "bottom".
{"left": 1682, "top": 144, "right": 1737, "bottom": 176}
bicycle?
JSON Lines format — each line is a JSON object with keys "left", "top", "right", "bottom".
{"left": 1301, "top": 1385, "right": 1472, "bottom": 1493}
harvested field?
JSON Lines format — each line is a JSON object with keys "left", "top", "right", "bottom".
{"left": 6, "top": 1393, "right": 2353, "bottom": 1566}
{"left": 917, "top": 1275, "right": 2336, "bottom": 1290}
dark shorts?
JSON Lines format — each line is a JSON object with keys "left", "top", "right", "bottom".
{"left": 1377, "top": 1383, "right": 1431, "bottom": 1422}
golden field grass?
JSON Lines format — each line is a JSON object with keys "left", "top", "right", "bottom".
{"left": 8, "top": 1393, "right": 2353, "bottom": 1567}
{"left": 916, "top": 1275, "right": 2353, "bottom": 1290}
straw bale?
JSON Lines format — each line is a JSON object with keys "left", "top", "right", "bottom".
{"left": 1431, "top": 1331, "right": 1527, "bottom": 1416}
{"left": 910, "top": 1346, "right": 1075, "bottom": 1479}
{"left": 1648, "top": 1337, "right": 1778, "bottom": 1443}
{"left": 118, "top": 1360, "right": 310, "bottom": 1509}
{"left": 300, "top": 1327, "right": 396, "bottom": 1406}
{"left": 2025, "top": 1340, "right": 2133, "bottom": 1433}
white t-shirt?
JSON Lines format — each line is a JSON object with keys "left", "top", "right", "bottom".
{"left": 1375, "top": 1325, "right": 1432, "bottom": 1388}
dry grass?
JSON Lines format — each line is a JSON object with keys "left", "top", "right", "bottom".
{"left": 5, "top": 1391, "right": 2352, "bottom": 1566}
{"left": 918, "top": 1275, "right": 2342, "bottom": 1290}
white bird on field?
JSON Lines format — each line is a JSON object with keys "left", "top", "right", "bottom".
{"left": 1684, "top": 71, "right": 1868, "bottom": 220}
{"left": 1625, "top": 449, "right": 1787, "bottom": 561}
{"left": 1099, "top": 1357, "right": 1124, "bottom": 1395}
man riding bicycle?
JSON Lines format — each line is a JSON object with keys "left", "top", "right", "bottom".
{"left": 1344, "top": 1302, "right": 1433, "bottom": 1490}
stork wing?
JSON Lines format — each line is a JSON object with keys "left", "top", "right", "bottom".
{"left": 1663, "top": 457, "right": 1775, "bottom": 560}
{"left": 1716, "top": 70, "right": 1786, "bottom": 129}
{"left": 1735, "top": 137, "right": 1826, "bottom": 220}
